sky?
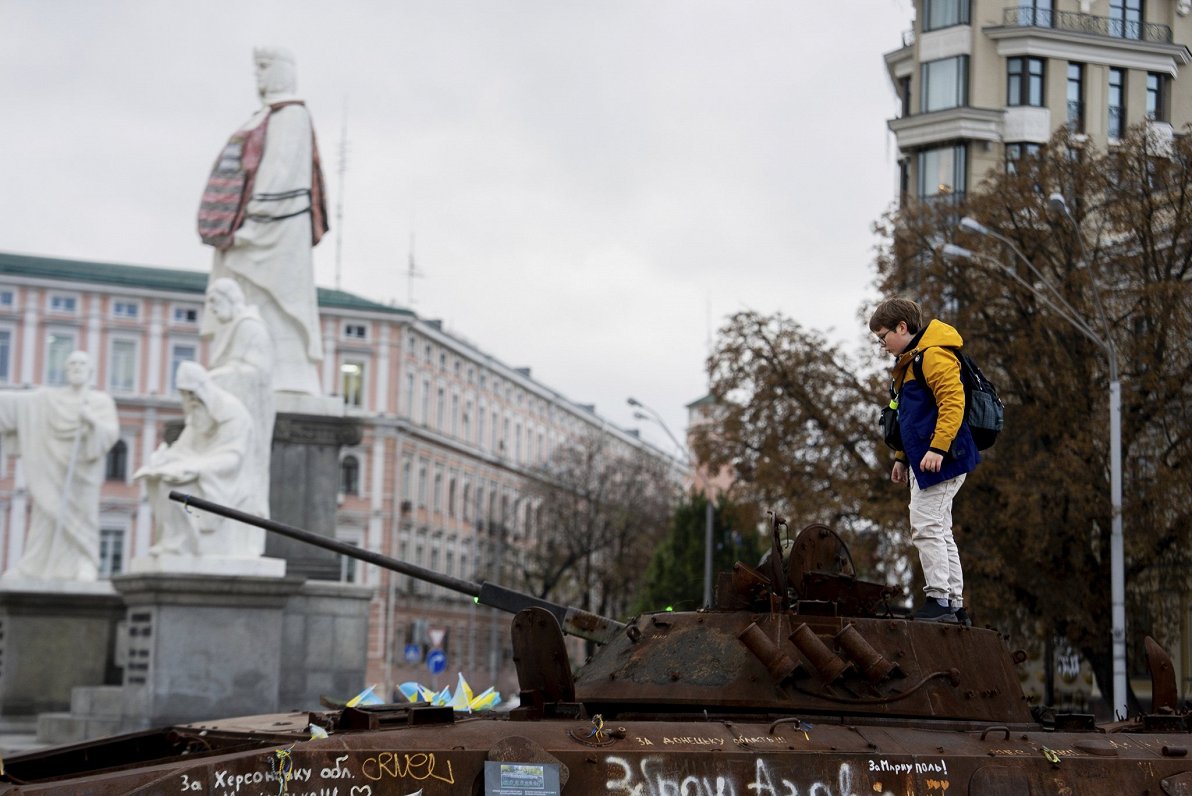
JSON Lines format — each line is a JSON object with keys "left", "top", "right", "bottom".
{"left": 0, "top": 0, "right": 912, "bottom": 456}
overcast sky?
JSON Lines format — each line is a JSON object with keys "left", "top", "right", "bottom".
{"left": 0, "top": 0, "right": 912, "bottom": 455}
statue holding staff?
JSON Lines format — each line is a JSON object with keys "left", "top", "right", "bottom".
{"left": 0, "top": 351, "right": 119, "bottom": 581}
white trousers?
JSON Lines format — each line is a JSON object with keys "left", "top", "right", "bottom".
{"left": 909, "top": 472, "right": 966, "bottom": 605}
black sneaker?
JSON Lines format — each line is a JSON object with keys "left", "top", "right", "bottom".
{"left": 955, "top": 607, "right": 972, "bottom": 627}
{"left": 913, "top": 600, "right": 958, "bottom": 623}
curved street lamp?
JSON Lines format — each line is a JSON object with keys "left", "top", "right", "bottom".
{"left": 628, "top": 396, "right": 715, "bottom": 608}
{"left": 945, "top": 207, "right": 1127, "bottom": 719}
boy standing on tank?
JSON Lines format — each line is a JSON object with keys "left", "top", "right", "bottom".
{"left": 870, "top": 298, "right": 979, "bottom": 624}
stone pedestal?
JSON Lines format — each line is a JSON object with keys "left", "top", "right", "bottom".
{"left": 112, "top": 572, "right": 305, "bottom": 730}
{"left": 32, "top": 576, "right": 373, "bottom": 745}
{"left": 269, "top": 412, "right": 361, "bottom": 580}
{"left": 279, "top": 580, "right": 374, "bottom": 710}
{"left": 0, "top": 581, "right": 124, "bottom": 715}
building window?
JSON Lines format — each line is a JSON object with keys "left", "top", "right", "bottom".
{"left": 421, "top": 379, "right": 430, "bottom": 425}
{"left": 108, "top": 338, "right": 137, "bottom": 393}
{"left": 418, "top": 462, "right": 428, "bottom": 508}
{"left": 436, "top": 387, "right": 445, "bottom": 430}
{"left": 99, "top": 528, "right": 124, "bottom": 578}
{"left": 0, "top": 329, "right": 10, "bottom": 383}
{"left": 1067, "top": 63, "right": 1085, "bottom": 132}
{"left": 343, "top": 322, "right": 367, "bottom": 340}
{"left": 448, "top": 478, "right": 457, "bottom": 518}
{"left": 1146, "top": 73, "right": 1168, "bottom": 122}
{"left": 1108, "top": 67, "right": 1126, "bottom": 139}
{"left": 1005, "top": 142, "right": 1042, "bottom": 173}
{"left": 341, "top": 361, "right": 365, "bottom": 407}
{"left": 920, "top": 56, "right": 969, "bottom": 113}
{"left": 172, "top": 305, "right": 199, "bottom": 324}
{"left": 339, "top": 539, "right": 360, "bottom": 583}
{"left": 46, "top": 332, "right": 77, "bottom": 386}
{"left": 923, "top": 0, "right": 969, "bottom": 30}
{"left": 1014, "top": 0, "right": 1052, "bottom": 26}
{"left": 0, "top": 289, "right": 14, "bottom": 309}
{"left": 1109, "top": 0, "right": 1143, "bottom": 40}
{"left": 48, "top": 293, "right": 78, "bottom": 314}
{"left": 917, "top": 143, "right": 967, "bottom": 199}
{"left": 112, "top": 300, "right": 139, "bottom": 319}
{"left": 106, "top": 440, "right": 128, "bottom": 481}
{"left": 169, "top": 342, "right": 197, "bottom": 392}
{"left": 433, "top": 469, "right": 443, "bottom": 513}
{"left": 1007, "top": 57, "right": 1045, "bottom": 107}
{"left": 341, "top": 455, "right": 360, "bottom": 495}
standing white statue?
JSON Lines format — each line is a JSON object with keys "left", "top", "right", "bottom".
{"left": 204, "top": 277, "right": 275, "bottom": 518}
{"left": 134, "top": 362, "right": 263, "bottom": 558}
{"left": 198, "top": 46, "right": 328, "bottom": 398}
{"left": 0, "top": 351, "right": 119, "bottom": 580}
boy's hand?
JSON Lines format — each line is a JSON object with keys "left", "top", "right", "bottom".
{"left": 920, "top": 451, "right": 943, "bottom": 473}
{"left": 891, "top": 460, "right": 907, "bottom": 483}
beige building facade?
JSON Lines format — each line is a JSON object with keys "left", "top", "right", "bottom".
{"left": 886, "top": 0, "right": 1192, "bottom": 201}
{"left": 0, "top": 251, "right": 677, "bottom": 701}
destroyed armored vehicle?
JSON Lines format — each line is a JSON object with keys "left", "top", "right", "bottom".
{"left": 2, "top": 494, "right": 1189, "bottom": 794}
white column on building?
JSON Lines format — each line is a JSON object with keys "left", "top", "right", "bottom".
{"left": 146, "top": 303, "right": 163, "bottom": 394}
{"left": 6, "top": 460, "right": 28, "bottom": 569}
{"left": 374, "top": 324, "right": 391, "bottom": 415}
{"left": 367, "top": 431, "right": 387, "bottom": 587}
{"left": 86, "top": 293, "right": 102, "bottom": 368}
{"left": 19, "top": 288, "right": 38, "bottom": 385}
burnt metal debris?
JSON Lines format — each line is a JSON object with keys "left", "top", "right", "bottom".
{"left": 2, "top": 495, "right": 1189, "bottom": 794}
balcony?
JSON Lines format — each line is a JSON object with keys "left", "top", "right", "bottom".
{"left": 1001, "top": 7, "right": 1172, "bottom": 44}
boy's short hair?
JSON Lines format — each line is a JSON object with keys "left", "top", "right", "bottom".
{"left": 869, "top": 298, "right": 923, "bottom": 334}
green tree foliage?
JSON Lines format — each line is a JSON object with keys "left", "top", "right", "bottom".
{"left": 689, "top": 312, "right": 909, "bottom": 583}
{"left": 874, "top": 126, "right": 1192, "bottom": 707}
{"left": 506, "top": 430, "right": 675, "bottom": 624}
{"left": 632, "top": 492, "right": 764, "bottom": 615}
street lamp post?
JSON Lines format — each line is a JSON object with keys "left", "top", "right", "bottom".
{"left": 628, "top": 397, "right": 715, "bottom": 608}
{"left": 945, "top": 206, "right": 1127, "bottom": 719}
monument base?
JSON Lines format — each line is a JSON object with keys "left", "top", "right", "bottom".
{"left": 275, "top": 392, "right": 344, "bottom": 416}
{"left": 127, "top": 554, "right": 286, "bottom": 578}
{"left": 112, "top": 572, "right": 305, "bottom": 730}
{"left": 27, "top": 572, "right": 375, "bottom": 741}
{"left": 269, "top": 412, "right": 362, "bottom": 580}
{"left": 0, "top": 584, "right": 124, "bottom": 716}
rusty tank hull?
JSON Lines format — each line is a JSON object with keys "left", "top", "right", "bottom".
{"left": 3, "top": 500, "right": 1189, "bottom": 794}
{"left": 3, "top": 704, "right": 1192, "bottom": 794}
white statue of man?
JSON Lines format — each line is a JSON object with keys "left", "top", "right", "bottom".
{"left": 205, "top": 277, "right": 274, "bottom": 519}
{"left": 134, "top": 362, "right": 263, "bottom": 558}
{"left": 198, "top": 46, "right": 328, "bottom": 398}
{"left": 0, "top": 350, "right": 119, "bottom": 580}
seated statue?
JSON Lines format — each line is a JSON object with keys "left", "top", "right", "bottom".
{"left": 135, "top": 362, "right": 263, "bottom": 558}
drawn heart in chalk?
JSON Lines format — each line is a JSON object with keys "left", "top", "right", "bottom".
{"left": 349, "top": 787, "right": 372, "bottom": 796}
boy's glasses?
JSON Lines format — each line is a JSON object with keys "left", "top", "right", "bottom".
{"left": 874, "top": 329, "right": 893, "bottom": 345}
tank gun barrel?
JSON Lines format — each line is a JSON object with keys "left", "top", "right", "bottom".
{"left": 167, "top": 491, "right": 625, "bottom": 644}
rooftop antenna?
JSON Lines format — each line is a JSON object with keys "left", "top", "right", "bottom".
{"left": 407, "top": 229, "right": 425, "bottom": 307}
{"left": 334, "top": 99, "right": 350, "bottom": 291}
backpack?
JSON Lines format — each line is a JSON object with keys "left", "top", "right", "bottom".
{"left": 911, "top": 347, "right": 1004, "bottom": 451}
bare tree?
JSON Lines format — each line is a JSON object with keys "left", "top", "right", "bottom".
{"left": 509, "top": 431, "right": 675, "bottom": 624}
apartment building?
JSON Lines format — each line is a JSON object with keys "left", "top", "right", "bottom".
{"left": 0, "top": 250, "right": 676, "bottom": 697}
{"left": 886, "top": 0, "right": 1192, "bottom": 202}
